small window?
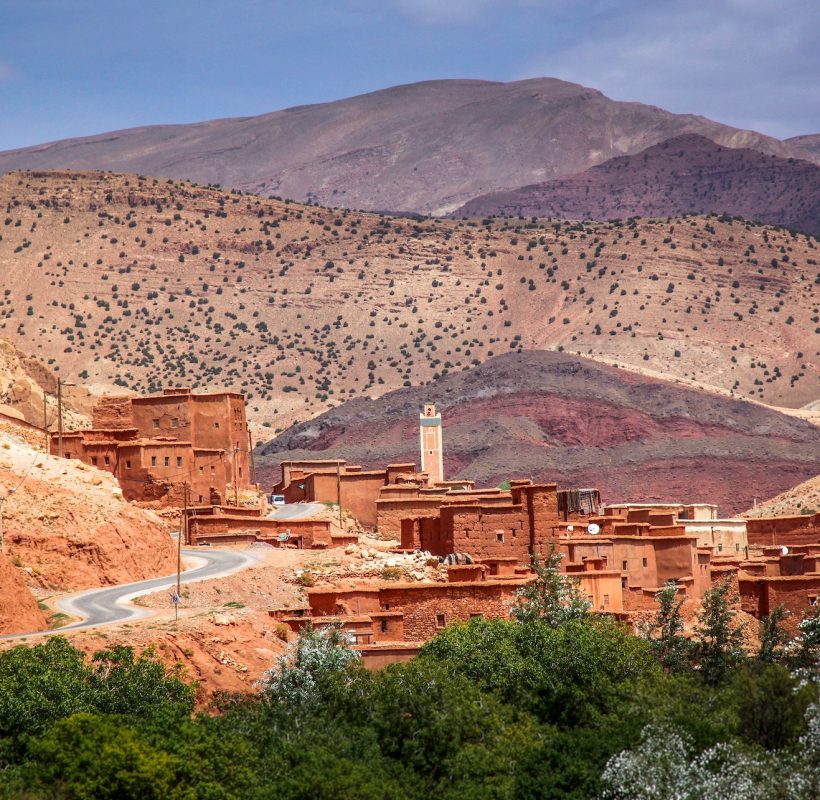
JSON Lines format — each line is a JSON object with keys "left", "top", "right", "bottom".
{"left": 91, "top": 456, "right": 98, "bottom": 465}
{"left": 603, "top": 594, "right": 610, "bottom": 605}
{"left": 621, "top": 577, "right": 627, "bottom": 588}
{"left": 177, "top": 457, "right": 183, "bottom": 468}
{"left": 199, "top": 466, "right": 204, "bottom": 474}
{"left": 622, "top": 560, "right": 628, "bottom": 570}
{"left": 164, "top": 456, "right": 170, "bottom": 467}
{"left": 125, "top": 459, "right": 132, "bottom": 469}
{"left": 435, "top": 613, "right": 446, "bottom": 629}
{"left": 380, "top": 619, "right": 388, "bottom": 633}
{"left": 66, "top": 452, "right": 72, "bottom": 459}
{"left": 199, "top": 495, "right": 204, "bottom": 503}
{"left": 151, "top": 456, "right": 157, "bottom": 467}
{"left": 104, "top": 455, "right": 110, "bottom": 466}
{"left": 736, "top": 543, "right": 740, "bottom": 552}
{"left": 171, "top": 418, "right": 179, "bottom": 428}
{"left": 211, "top": 465, "right": 215, "bottom": 473}
{"left": 642, "top": 558, "right": 648, "bottom": 567}
{"left": 152, "top": 419, "right": 160, "bottom": 429}
{"left": 718, "top": 544, "right": 723, "bottom": 553}
{"left": 214, "top": 421, "right": 220, "bottom": 429}
{"left": 238, "top": 467, "right": 243, "bottom": 478}
{"left": 495, "top": 532, "right": 504, "bottom": 543}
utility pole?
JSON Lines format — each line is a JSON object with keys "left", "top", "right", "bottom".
{"left": 247, "top": 429, "right": 256, "bottom": 487}
{"left": 56, "top": 378, "right": 64, "bottom": 458}
{"left": 232, "top": 444, "right": 239, "bottom": 506}
{"left": 336, "top": 461, "right": 343, "bottom": 530}
{"left": 177, "top": 483, "right": 187, "bottom": 598}
{"left": 42, "top": 392, "right": 49, "bottom": 453}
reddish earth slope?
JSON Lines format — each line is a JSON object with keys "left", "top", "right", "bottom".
{"left": 256, "top": 352, "right": 820, "bottom": 516}
{"left": 0, "top": 425, "right": 177, "bottom": 592}
{"left": 0, "top": 553, "right": 47, "bottom": 635}
{"left": 453, "top": 135, "right": 820, "bottom": 236}
{"left": 0, "top": 79, "right": 808, "bottom": 216}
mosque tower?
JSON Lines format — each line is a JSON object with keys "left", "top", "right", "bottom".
{"left": 419, "top": 403, "right": 444, "bottom": 485}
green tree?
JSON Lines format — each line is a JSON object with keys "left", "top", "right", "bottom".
{"left": 757, "top": 604, "right": 789, "bottom": 664}
{"left": 694, "top": 579, "right": 747, "bottom": 685}
{"left": 643, "top": 581, "right": 691, "bottom": 673}
{"left": 25, "top": 714, "right": 178, "bottom": 800}
{"left": 511, "top": 544, "right": 590, "bottom": 626}
{"left": 732, "top": 664, "right": 817, "bottom": 751}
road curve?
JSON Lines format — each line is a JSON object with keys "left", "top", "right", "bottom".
{"left": 1, "top": 547, "right": 258, "bottom": 642}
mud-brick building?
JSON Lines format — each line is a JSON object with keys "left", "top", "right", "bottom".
{"left": 51, "top": 388, "right": 251, "bottom": 505}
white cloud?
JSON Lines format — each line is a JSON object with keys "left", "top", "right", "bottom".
{"left": 516, "top": 0, "right": 820, "bottom": 137}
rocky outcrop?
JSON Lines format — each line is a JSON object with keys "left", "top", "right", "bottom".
{"left": 0, "top": 430, "right": 176, "bottom": 591}
{"left": 0, "top": 337, "right": 91, "bottom": 429}
{"left": 0, "top": 552, "right": 47, "bottom": 635}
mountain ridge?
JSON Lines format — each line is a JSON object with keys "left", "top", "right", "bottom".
{"left": 452, "top": 134, "right": 820, "bottom": 236}
{"left": 0, "top": 78, "right": 813, "bottom": 216}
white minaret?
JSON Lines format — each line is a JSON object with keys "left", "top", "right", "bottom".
{"left": 419, "top": 403, "right": 444, "bottom": 485}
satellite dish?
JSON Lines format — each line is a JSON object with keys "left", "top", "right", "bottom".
{"left": 588, "top": 523, "right": 601, "bottom": 535}
{"left": 781, "top": 545, "right": 789, "bottom": 556}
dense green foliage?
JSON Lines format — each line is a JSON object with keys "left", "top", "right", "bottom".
{"left": 0, "top": 586, "right": 818, "bottom": 798}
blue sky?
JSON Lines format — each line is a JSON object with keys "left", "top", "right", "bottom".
{"left": 0, "top": 0, "right": 817, "bottom": 150}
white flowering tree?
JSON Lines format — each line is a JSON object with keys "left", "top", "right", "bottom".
{"left": 601, "top": 702, "right": 820, "bottom": 800}
{"left": 259, "top": 624, "right": 360, "bottom": 715}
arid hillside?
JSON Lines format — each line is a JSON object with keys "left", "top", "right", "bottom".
{"left": 0, "top": 336, "right": 92, "bottom": 428}
{"left": 743, "top": 473, "right": 820, "bottom": 518}
{"left": 257, "top": 352, "right": 820, "bottom": 516}
{"left": 787, "top": 133, "right": 820, "bottom": 163}
{"left": 0, "top": 170, "right": 816, "bottom": 433}
{"left": 0, "top": 79, "right": 812, "bottom": 216}
{"left": 453, "top": 135, "right": 820, "bottom": 236}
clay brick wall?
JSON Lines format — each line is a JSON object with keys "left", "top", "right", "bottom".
{"left": 738, "top": 575, "right": 820, "bottom": 634}
{"left": 378, "top": 581, "right": 525, "bottom": 642}
{"left": 519, "top": 484, "right": 561, "bottom": 554}
{"left": 377, "top": 494, "right": 449, "bottom": 539}
{"left": 92, "top": 396, "right": 134, "bottom": 429}
{"left": 188, "top": 514, "right": 331, "bottom": 547}
{"left": 419, "top": 517, "right": 446, "bottom": 553}
{"left": 746, "top": 515, "right": 820, "bottom": 547}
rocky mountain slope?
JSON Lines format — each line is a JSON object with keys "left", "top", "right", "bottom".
{"left": 0, "top": 337, "right": 91, "bottom": 428}
{"left": 257, "top": 351, "right": 820, "bottom": 516}
{"left": 787, "top": 134, "right": 820, "bottom": 163}
{"left": 0, "top": 79, "right": 812, "bottom": 216}
{"left": 453, "top": 135, "right": 820, "bottom": 236}
{"left": 743, "top": 474, "right": 820, "bottom": 518}
{"left": 0, "top": 170, "right": 816, "bottom": 430}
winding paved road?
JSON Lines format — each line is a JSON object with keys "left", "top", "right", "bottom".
{"left": 1, "top": 547, "right": 258, "bottom": 642}
{"left": 268, "top": 502, "right": 325, "bottom": 520}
